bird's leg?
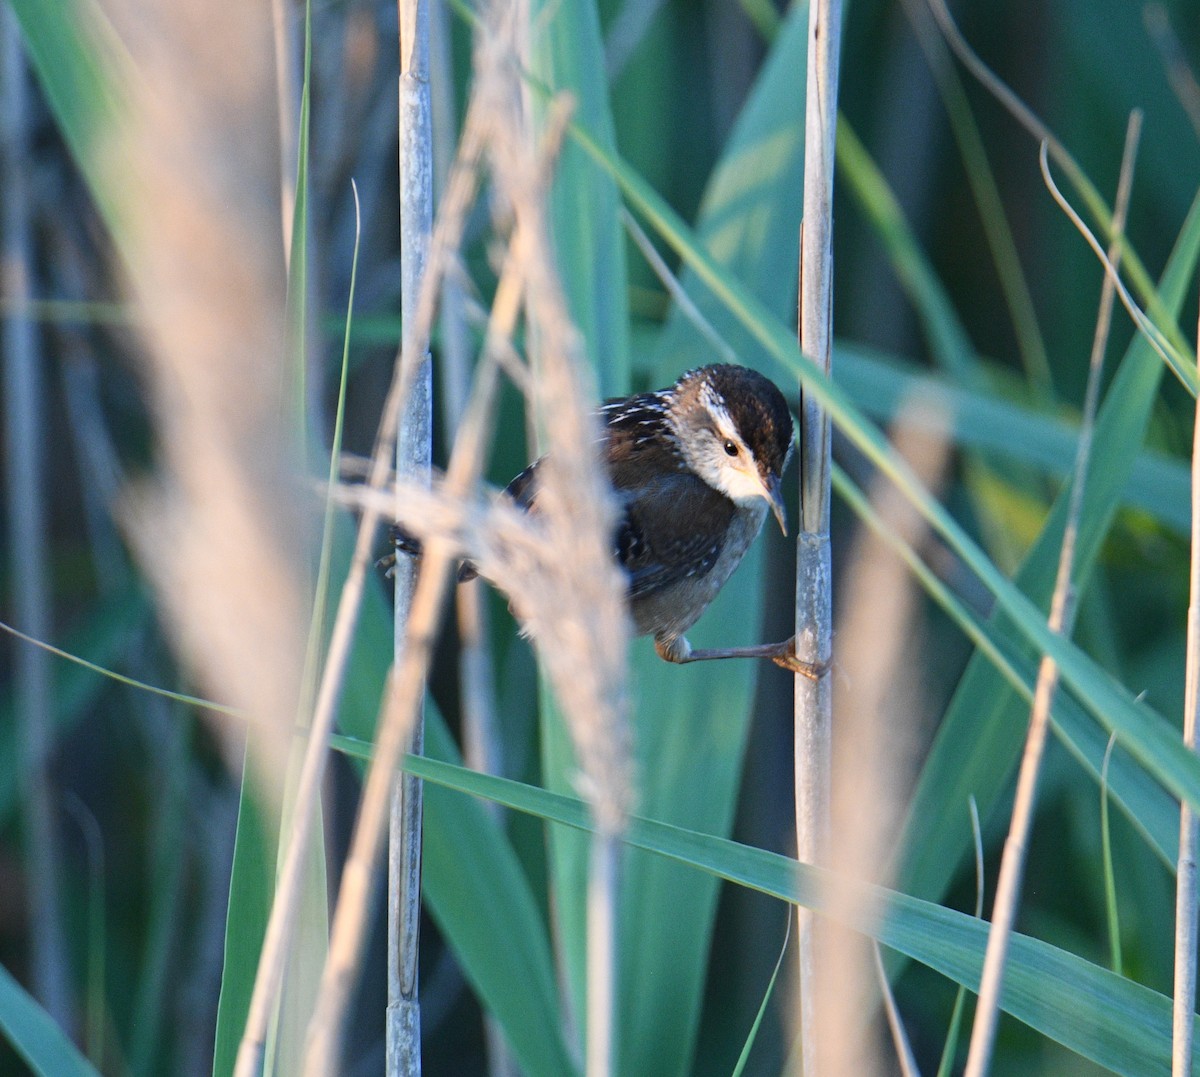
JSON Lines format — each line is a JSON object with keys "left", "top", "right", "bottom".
{"left": 655, "top": 634, "right": 827, "bottom": 682}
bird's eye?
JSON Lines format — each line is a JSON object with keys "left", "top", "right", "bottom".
{"left": 723, "top": 439, "right": 739, "bottom": 457}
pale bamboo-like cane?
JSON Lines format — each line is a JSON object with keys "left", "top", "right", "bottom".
{"left": 231, "top": 103, "right": 487, "bottom": 1077}
{"left": 1173, "top": 190, "right": 1200, "bottom": 1077}
{"left": 388, "top": 0, "right": 433, "bottom": 1072}
{"left": 795, "top": 0, "right": 842, "bottom": 1072}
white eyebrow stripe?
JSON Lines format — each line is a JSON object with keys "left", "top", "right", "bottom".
{"left": 700, "top": 384, "right": 751, "bottom": 455}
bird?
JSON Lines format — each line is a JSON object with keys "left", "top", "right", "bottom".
{"left": 389, "top": 363, "right": 820, "bottom": 677}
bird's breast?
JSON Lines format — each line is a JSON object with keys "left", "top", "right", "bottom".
{"left": 630, "top": 500, "right": 768, "bottom": 639}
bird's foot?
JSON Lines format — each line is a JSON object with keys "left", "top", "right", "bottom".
{"left": 655, "top": 634, "right": 828, "bottom": 681}
{"left": 764, "top": 637, "right": 828, "bottom": 681}
{"left": 376, "top": 525, "right": 422, "bottom": 578}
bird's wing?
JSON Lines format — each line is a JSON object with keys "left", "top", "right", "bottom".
{"left": 500, "top": 393, "right": 734, "bottom": 598}
{"left": 617, "top": 472, "right": 734, "bottom": 599}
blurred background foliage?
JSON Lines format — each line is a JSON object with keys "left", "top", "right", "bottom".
{"left": 3, "top": 0, "right": 1200, "bottom": 1074}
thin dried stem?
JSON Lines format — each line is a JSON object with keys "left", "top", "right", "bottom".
{"left": 302, "top": 226, "right": 527, "bottom": 1074}
{"left": 924, "top": 0, "right": 1191, "bottom": 369}
{"left": 963, "top": 113, "right": 1141, "bottom": 1077}
{"left": 795, "top": 0, "right": 842, "bottom": 1071}
{"left": 1173, "top": 206, "right": 1200, "bottom": 1077}
{"left": 875, "top": 945, "right": 922, "bottom": 1077}
{"left": 389, "top": 0, "right": 434, "bottom": 1071}
{"left": 621, "top": 206, "right": 737, "bottom": 365}
{"left": 232, "top": 99, "right": 488, "bottom": 1077}
{"left": 1038, "top": 144, "right": 1184, "bottom": 382}
{"left": 482, "top": 11, "right": 634, "bottom": 1072}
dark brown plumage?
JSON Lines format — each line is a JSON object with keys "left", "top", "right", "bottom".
{"left": 387, "top": 364, "right": 815, "bottom": 673}
{"left": 482, "top": 364, "right": 806, "bottom": 669}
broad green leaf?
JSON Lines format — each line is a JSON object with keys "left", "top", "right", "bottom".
{"left": 562, "top": 109, "right": 1200, "bottom": 829}
{"left": 404, "top": 755, "right": 1200, "bottom": 1077}
{"left": 895, "top": 187, "right": 1200, "bottom": 909}
{"left": 0, "top": 964, "right": 98, "bottom": 1077}
{"left": 651, "top": 6, "right": 808, "bottom": 379}
{"left": 836, "top": 342, "right": 1190, "bottom": 534}
{"left": 527, "top": 0, "right": 632, "bottom": 1053}
{"left": 528, "top": 0, "right": 630, "bottom": 394}
{"left": 619, "top": 7, "right": 809, "bottom": 1075}
{"left": 6, "top": 0, "right": 125, "bottom": 211}
{"left": 337, "top": 541, "right": 576, "bottom": 1077}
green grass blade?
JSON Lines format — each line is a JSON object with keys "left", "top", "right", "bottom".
{"left": 6, "top": 0, "right": 127, "bottom": 227}
{"left": 836, "top": 116, "right": 979, "bottom": 386}
{"left": 0, "top": 964, "right": 98, "bottom": 1077}
{"left": 211, "top": 765, "right": 276, "bottom": 1077}
{"left": 731, "top": 918, "right": 790, "bottom": 1077}
{"left": 0, "top": 592, "right": 150, "bottom": 823}
{"left": 404, "top": 755, "right": 1200, "bottom": 1077}
{"left": 836, "top": 343, "right": 1190, "bottom": 534}
{"left": 830, "top": 460, "right": 1180, "bottom": 868}
{"left": 334, "top": 526, "right": 576, "bottom": 1077}
{"left": 1101, "top": 734, "right": 1125, "bottom": 976}
{"left": 617, "top": 8, "right": 809, "bottom": 1074}
{"left": 559, "top": 109, "right": 1200, "bottom": 821}
{"left": 906, "top": 2, "right": 1051, "bottom": 396}
{"left": 894, "top": 187, "right": 1200, "bottom": 908}
{"left": 526, "top": 0, "right": 632, "bottom": 1056}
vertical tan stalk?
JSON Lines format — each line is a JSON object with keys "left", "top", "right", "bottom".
{"left": 232, "top": 101, "right": 487, "bottom": 1077}
{"left": 270, "top": 0, "right": 297, "bottom": 259}
{"left": 303, "top": 241, "right": 524, "bottom": 1076}
{"left": 480, "top": 10, "right": 633, "bottom": 1070}
{"left": 795, "top": 0, "right": 842, "bottom": 1070}
{"left": 430, "top": 9, "right": 509, "bottom": 1071}
{"left": 963, "top": 116, "right": 1141, "bottom": 1077}
{"left": 1173, "top": 212, "right": 1200, "bottom": 1077}
{"left": 390, "top": 0, "right": 433, "bottom": 1073}
{"left": 1, "top": 13, "right": 71, "bottom": 1029}
{"left": 824, "top": 407, "right": 946, "bottom": 1077}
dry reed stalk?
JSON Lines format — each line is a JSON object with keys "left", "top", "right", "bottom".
{"left": 818, "top": 407, "right": 947, "bottom": 1077}
{"left": 303, "top": 213, "right": 531, "bottom": 1072}
{"left": 270, "top": 0, "right": 298, "bottom": 259}
{"left": 429, "top": 11, "right": 509, "bottom": 1072}
{"left": 99, "top": 0, "right": 302, "bottom": 805}
{"left": 389, "top": 0, "right": 434, "bottom": 1071}
{"left": 93, "top": 6, "right": 318, "bottom": 1068}
{"left": 1, "top": 11, "right": 72, "bottom": 1028}
{"left": 795, "top": 0, "right": 842, "bottom": 1071}
{"left": 1175, "top": 182, "right": 1200, "bottom": 1077}
{"left": 924, "top": 0, "right": 1189, "bottom": 375}
{"left": 475, "top": 10, "right": 634, "bottom": 1070}
{"left": 233, "top": 93, "right": 490, "bottom": 1077}
{"left": 962, "top": 114, "right": 1140, "bottom": 1077}
{"left": 874, "top": 944, "right": 921, "bottom": 1077}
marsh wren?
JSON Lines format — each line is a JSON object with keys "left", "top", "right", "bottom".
{"left": 398, "top": 364, "right": 816, "bottom": 676}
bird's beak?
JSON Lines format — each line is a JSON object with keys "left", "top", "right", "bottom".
{"left": 764, "top": 472, "right": 788, "bottom": 536}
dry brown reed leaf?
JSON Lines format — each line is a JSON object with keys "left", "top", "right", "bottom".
{"left": 812, "top": 400, "right": 950, "bottom": 1076}
{"left": 479, "top": 31, "right": 634, "bottom": 833}
{"left": 97, "top": 0, "right": 305, "bottom": 804}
